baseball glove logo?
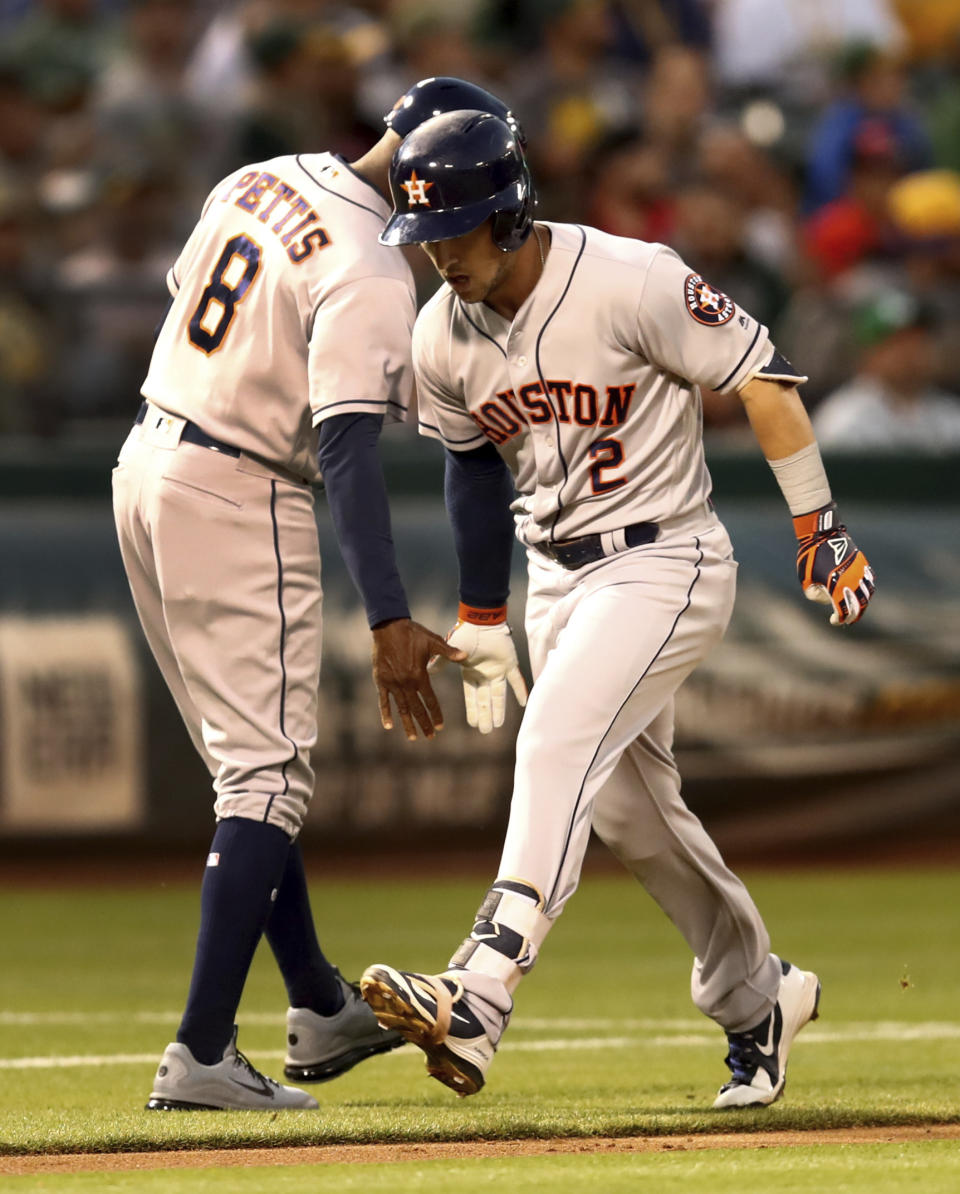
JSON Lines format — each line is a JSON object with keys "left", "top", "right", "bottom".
{"left": 401, "top": 170, "right": 434, "bottom": 206}
{"left": 684, "top": 273, "right": 735, "bottom": 326}
{"left": 828, "top": 536, "right": 851, "bottom": 567}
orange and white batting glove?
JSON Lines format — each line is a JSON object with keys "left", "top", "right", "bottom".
{"left": 429, "top": 603, "right": 528, "bottom": 733}
{"left": 793, "top": 502, "right": 876, "bottom": 626}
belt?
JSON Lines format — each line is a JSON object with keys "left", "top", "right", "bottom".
{"left": 536, "top": 521, "right": 659, "bottom": 570}
{"left": 135, "top": 401, "right": 241, "bottom": 458}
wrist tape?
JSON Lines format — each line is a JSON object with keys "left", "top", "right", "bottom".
{"left": 767, "top": 441, "right": 832, "bottom": 517}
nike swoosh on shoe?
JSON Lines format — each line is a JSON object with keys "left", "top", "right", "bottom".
{"left": 230, "top": 1077, "right": 275, "bottom": 1097}
{"left": 755, "top": 1017, "right": 777, "bottom": 1058}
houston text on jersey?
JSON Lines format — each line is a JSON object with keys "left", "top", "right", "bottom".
{"left": 469, "top": 381, "right": 635, "bottom": 444}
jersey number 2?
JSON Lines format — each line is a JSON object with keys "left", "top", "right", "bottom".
{"left": 589, "top": 437, "right": 626, "bottom": 494}
{"left": 188, "top": 234, "right": 262, "bottom": 354}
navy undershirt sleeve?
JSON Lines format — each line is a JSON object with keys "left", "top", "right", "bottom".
{"left": 316, "top": 412, "right": 410, "bottom": 628}
{"left": 444, "top": 443, "right": 515, "bottom": 609}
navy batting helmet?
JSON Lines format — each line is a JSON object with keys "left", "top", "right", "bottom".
{"left": 385, "top": 76, "right": 526, "bottom": 150}
{"left": 380, "top": 110, "right": 535, "bottom": 251}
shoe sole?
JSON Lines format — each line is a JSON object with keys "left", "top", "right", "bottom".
{"left": 145, "top": 1097, "right": 223, "bottom": 1111}
{"left": 714, "top": 971, "right": 822, "bottom": 1110}
{"left": 360, "top": 971, "right": 484, "bottom": 1096}
{"left": 284, "top": 1033, "right": 406, "bottom": 1083}
{"left": 145, "top": 1095, "right": 317, "bottom": 1111}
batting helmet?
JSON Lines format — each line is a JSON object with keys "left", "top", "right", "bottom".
{"left": 380, "top": 110, "right": 535, "bottom": 252}
{"left": 385, "top": 76, "right": 527, "bottom": 150}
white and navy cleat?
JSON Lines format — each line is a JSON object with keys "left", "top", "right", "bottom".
{"left": 146, "top": 1026, "right": 318, "bottom": 1111}
{"left": 359, "top": 965, "right": 507, "bottom": 1096}
{"left": 713, "top": 960, "right": 821, "bottom": 1109}
{"left": 284, "top": 972, "right": 405, "bottom": 1082}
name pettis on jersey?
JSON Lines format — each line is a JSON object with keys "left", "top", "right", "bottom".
{"left": 470, "top": 381, "right": 636, "bottom": 444}
{"left": 215, "top": 169, "right": 331, "bottom": 264}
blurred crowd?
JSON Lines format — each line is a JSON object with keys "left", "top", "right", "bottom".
{"left": 3, "top": 0, "right": 960, "bottom": 450}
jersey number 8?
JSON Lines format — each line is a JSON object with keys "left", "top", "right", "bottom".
{"left": 188, "top": 234, "right": 262, "bottom": 355}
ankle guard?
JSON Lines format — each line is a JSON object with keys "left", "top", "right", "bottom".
{"left": 449, "top": 879, "right": 552, "bottom": 993}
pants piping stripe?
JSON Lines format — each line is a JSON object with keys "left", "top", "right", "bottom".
{"left": 264, "top": 480, "right": 297, "bottom": 824}
{"left": 546, "top": 539, "right": 705, "bottom": 910}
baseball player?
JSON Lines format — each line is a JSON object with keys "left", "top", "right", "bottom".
{"left": 360, "top": 110, "right": 876, "bottom": 1107}
{"left": 112, "top": 80, "right": 520, "bottom": 1111}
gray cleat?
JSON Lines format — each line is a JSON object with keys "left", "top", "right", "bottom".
{"left": 284, "top": 973, "right": 405, "bottom": 1083}
{"left": 146, "top": 1026, "right": 318, "bottom": 1111}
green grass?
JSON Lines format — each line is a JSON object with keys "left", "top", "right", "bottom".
{"left": 4, "top": 1143, "right": 960, "bottom": 1194}
{"left": 1, "top": 867, "right": 958, "bottom": 1167}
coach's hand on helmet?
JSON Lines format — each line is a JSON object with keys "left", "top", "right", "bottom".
{"left": 430, "top": 606, "right": 528, "bottom": 734}
{"left": 372, "top": 618, "right": 467, "bottom": 741}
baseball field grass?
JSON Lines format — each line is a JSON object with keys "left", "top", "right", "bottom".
{"left": 1, "top": 862, "right": 958, "bottom": 1191}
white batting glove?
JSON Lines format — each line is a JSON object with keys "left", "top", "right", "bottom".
{"left": 431, "top": 609, "right": 528, "bottom": 734}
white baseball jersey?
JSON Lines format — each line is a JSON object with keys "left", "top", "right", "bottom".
{"left": 142, "top": 153, "right": 417, "bottom": 482}
{"left": 412, "top": 223, "right": 807, "bottom": 1042}
{"left": 414, "top": 222, "right": 804, "bottom": 544}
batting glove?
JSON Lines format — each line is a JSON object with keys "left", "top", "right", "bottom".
{"left": 793, "top": 501, "right": 876, "bottom": 626}
{"left": 431, "top": 603, "right": 528, "bottom": 734}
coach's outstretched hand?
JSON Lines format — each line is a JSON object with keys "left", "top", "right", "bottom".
{"left": 372, "top": 618, "right": 467, "bottom": 741}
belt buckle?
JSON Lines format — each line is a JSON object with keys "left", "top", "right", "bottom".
{"left": 557, "top": 534, "right": 602, "bottom": 570}
{"left": 538, "top": 535, "right": 602, "bottom": 569}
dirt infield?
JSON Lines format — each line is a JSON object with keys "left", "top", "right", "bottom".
{"left": 3, "top": 1125, "right": 959, "bottom": 1175}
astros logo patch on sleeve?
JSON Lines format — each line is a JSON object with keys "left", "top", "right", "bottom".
{"left": 684, "top": 273, "right": 735, "bottom": 326}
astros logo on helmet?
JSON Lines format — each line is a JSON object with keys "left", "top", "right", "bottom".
{"left": 381, "top": 111, "right": 534, "bottom": 252}
{"left": 401, "top": 170, "right": 434, "bottom": 206}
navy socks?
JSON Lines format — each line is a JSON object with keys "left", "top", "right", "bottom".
{"left": 177, "top": 818, "right": 291, "bottom": 1065}
{"left": 265, "top": 842, "right": 345, "bottom": 1016}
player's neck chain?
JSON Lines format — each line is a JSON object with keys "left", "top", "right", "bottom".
{"left": 534, "top": 224, "right": 546, "bottom": 276}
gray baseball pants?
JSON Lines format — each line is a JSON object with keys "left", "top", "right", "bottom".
{"left": 496, "top": 514, "right": 781, "bottom": 1032}
{"left": 112, "top": 408, "right": 321, "bottom": 839}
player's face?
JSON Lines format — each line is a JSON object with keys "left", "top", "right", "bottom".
{"left": 420, "top": 219, "right": 514, "bottom": 305}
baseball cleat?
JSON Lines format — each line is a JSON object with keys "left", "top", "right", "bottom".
{"left": 359, "top": 965, "right": 497, "bottom": 1096}
{"left": 713, "top": 960, "right": 821, "bottom": 1109}
{"left": 145, "top": 1026, "right": 318, "bottom": 1111}
{"left": 284, "top": 972, "right": 405, "bottom": 1082}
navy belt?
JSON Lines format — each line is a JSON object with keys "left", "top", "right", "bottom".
{"left": 135, "top": 401, "right": 241, "bottom": 458}
{"left": 537, "top": 521, "right": 659, "bottom": 570}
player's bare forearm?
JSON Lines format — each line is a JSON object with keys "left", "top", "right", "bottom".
{"left": 737, "top": 378, "right": 816, "bottom": 462}
{"left": 737, "top": 377, "right": 876, "bottom": 625}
